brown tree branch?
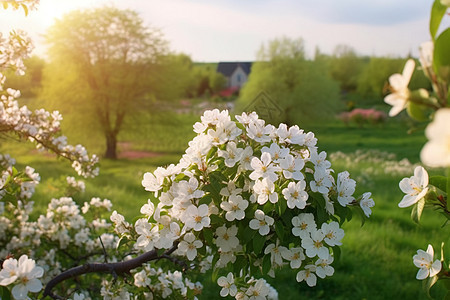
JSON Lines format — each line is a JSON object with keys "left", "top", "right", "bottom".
{"left": 43, "top": 242, "right": 178, "bottom": 299}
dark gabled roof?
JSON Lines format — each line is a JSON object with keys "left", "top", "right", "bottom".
{"left": 217, "top": 62, "right": 252, "bottom": 77}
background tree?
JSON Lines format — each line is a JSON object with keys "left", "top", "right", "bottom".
{"left": 185, "top": 64, "right": 227, "bottom": 98}
{"left": 328, "top": 44, "right": 365, "bottom": 94}
{"left": 41, "top": 6, "right": 167, "bottom": 159}
{"left": 357, "top": 57, "right": 406, "bottom": 100}
{"left": 236, "top": 37, "right": 341, "bottom": 126}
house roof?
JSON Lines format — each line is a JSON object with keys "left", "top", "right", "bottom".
{"left": 217, "top": 62, "right": 252, "bottom": 77}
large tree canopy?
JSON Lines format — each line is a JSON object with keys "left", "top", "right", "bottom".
{"left": 236, "top": 37, "right": 341, "bottom": 126}
{"left": 42, "top": 6, "right": 167, "bottom": 159}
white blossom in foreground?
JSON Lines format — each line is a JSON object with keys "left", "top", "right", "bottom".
{"left": 281, "top": 247, "right": 305, "bottom": 269}
{"left": 315, "top": 255, "right": 334, "bottom": 279}
{"left": 282, "top": 181, "right": 308, "bottom": 209}
{"left": 360, "top": 192, "right": 375, "bottom": 217}
{"left": 398, "top": 166, "right": 429, "bottom": 208}
{"left": 321, "top": 222, "right": 344, "bottom": 247}
{"left": 249, "top": 209, "right": 274, "bottom": 236}
{"left": 217, "top": 272, "right": 237, "bottom": 297}
{"left": 264, "top": 240, "right": 288, "bottom": 267}
{"left": 292, "top": 213, "right": 317, "bottom": 239}
{"left": 296, "top": 264, "right": 317, "bottom": 287}
{"left": 336, "top": 171, "right": 355, "bottom": 207}
{"left": 384, "top": 59, "right": 415, "bottom": 117}
{"left": 302, "top": 229, "right": 329, "bottom": 259}
{"left": 184, "top": 204, "right": 210, "bottom": 231}
{"left": 178, "top": 232, "right": 203, "bottom": 261}
{"left": 215, "top": 225, "right": 239, "bottom": 252}
{"left": 220, "top": 194, "right": 248, "bottom": 222}
{"left": 245, "top": 278, "right": 270, "bottom": 299}
{"left": 413, "top": 244, "right": 442, "bottom": 280}
{"left": 0, "top": 255, "right": 44, "bottom": 300}
{"left": 253, "top": 178, "right": 278, "bottom": 205}
{"left": 421, "top": 108, "right": 450, "bottom": 167}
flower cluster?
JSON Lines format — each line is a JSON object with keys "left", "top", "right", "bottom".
{"left": 0, "top": 8, "right": 98, "bottom": 178}
{"left": 122, "top": 109, "right": 373, "bottom": 298}
{"left": 384, "top": 1, "right": 450, "bottom": 294}
{"left": 218, "top": 273, "right": 278, "bottom": 299}
{"left": 0, "top": 87, "right": 99, "bottom": 177}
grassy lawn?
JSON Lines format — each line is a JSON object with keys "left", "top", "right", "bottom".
{"left": 1, "top": 113, "right": 447, "bottom": 299}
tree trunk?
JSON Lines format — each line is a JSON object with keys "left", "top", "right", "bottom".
{"left": 104, "top": 132, "right": 117, "bottom": 159}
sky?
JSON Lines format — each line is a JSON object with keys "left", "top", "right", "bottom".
{"left": 0, "top": 0, "right": 442, "bottom": 62}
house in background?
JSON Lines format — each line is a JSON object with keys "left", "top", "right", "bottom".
{"left": 217, "top": 62, "right": 252, "bottom": 89}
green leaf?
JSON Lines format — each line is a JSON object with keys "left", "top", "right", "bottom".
{"left": 11, "top": 166, "right": 18, "bottom": 177}
{"left": 280, "top": 208, "right": 293, "bottom": 227}
{"left": 198, "top": 194, "right": 213, "bottom": 206}
{"left": 211, "top": 254, "right": 220, "bottom": 272}
{"left": 411, "top": 197, "right": 426, "bottom": 224}
{"left": 275, "top": 220, "right": 285, "bottom": 241}
{"left": 206, "top": 146, "right": 218, "bottom": 161}
{"left": 346, "top": 208, "right": 353, "bottom": 222}
{"left": 333, "top": 246, "right": 341, "bottom": 262}
{"left": 262, "top": 254, "right": 271, "bottom": 274}
{"left": 423, "top": 274, "right": 439, "bottom": 298}
{"left": 174, "top": 172, "right": 189, "bottom": 182}
{"left": 240, "top": 224, "right": 256, "bottom": 245}
{"left": 116, "top": 235, "right": 129, "bottom": 250}
{"left": 334, "top": 204, "right": 349, "bottom": 225}
{"left": 211, "top": 265, "right": 220, "bottom": 282}
{"left": 444, "top": 290, "right": 450, "bottom": 300}
{"left": 433, "top": 28, "right": 450, "bottom": 83}
{"left": 197, "top": 244, "right": 207, "bottom": 256}
{"left": 354, "top": 206, "right": 366, "bottom": 227}
{"left": 277, "top": 198, "right": 287, "bottom": 216}
{"left": 430, "top": 175, "right": 448, "bottom": 192}
{"left": 430, "top": 0, "right": 447, "bottom": 40}
{"left": 210, "top": 214, "right": 223, "bottom": 226}
{"left": 406, "top": 101, "right": 429, "bottom": 122}
{"left": 0, "top": 286, "right": 12, "bottom": 300}
{"left": 0, "top": 286, "right": 11, "bottom": 300}
{"left": 311, "top": 192, "right": 325, "bottom": 209}
{"left": 253, "top": 233, "right": 266, "bottom": 255}
{"left": 202, "top": 228, "right": 214, "bottom": 247}
{"left": 234, "top": 255, "right": 248, "bottom": 273}
{"left": 316, "top": 205, "right": 329, "bottom": 225}
{"left": 262, "top": 202, "right": 274, "bottom": 214}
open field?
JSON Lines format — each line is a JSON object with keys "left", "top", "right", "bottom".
{"left": 1, "top": 112, "right": 447, "bottom": 299}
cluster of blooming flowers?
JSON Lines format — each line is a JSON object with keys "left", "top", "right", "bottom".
{"left": 0, "top": 30, "right": 33, "bottom": 76}
{"left": 0, "top": 87, "right": 99, "bottom": 178}
{"left": 0, "top": 153, "right": 40, "bottom": 202}
{"left": 66, "top": 176, "right": 86, "bottom": 193}
{"left": 218, "top": 273, "right": 278, "bottom": 299}
{"left": 118, "top": 109, "right": 373, "bottom": 299}
{"left": 0, "top": 192, "right": 121, "bottom": 298}
{"left": 396, "top": 165, "right": 445, "bottom": 282}
{"left": 0, "top": 13, "right": 99, "bottom": 179}
{"left": 382, "top": 8, "right": 450, "bottom": 292}
{"left": 0, "top": 136, "right": 119, "bottom": 298}
{"left": 131, "top": 264, "right": 203, "bottom": 299}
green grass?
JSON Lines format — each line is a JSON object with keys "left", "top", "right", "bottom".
{"left": 306, "top": 119, "right": 427, "bottom": 163}
{"left": 1, "top": 113, "right": 448, "bottom": 299}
